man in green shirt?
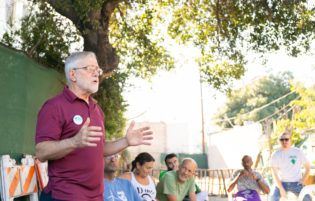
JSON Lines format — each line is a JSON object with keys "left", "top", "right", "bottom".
{"left": 156, "top": 158, "right": 197, "bottom": 201}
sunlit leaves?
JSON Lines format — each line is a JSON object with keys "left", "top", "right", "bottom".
{"left": 272, "top": 83, "right": 315, "bottom": 145}
{"left": 160, "top": 0, "right": 315, "bottom": 91}
{"left": 213, "top": 72, "right": 298, "bottom": 128}
{"left": 94, "top": 72, "right": 129, "bottom": 138}
{"left": 109, "top": 1, "right": 175, "bottom": 79}
{"left": 1, "top": 2, "right": 81, "bottom": 72}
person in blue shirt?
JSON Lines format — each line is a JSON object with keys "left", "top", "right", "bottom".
{"left": 103, "top": 154, "right": 141, "bottom": 201}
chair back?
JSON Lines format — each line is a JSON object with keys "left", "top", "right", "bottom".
{"left": 298, "top": 184, "right": 315, "bottom": 201}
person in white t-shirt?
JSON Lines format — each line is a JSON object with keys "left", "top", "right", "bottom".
{"left": 119, "top": 152, "right": 157, "bottom": 201}
{"left": 270, "top": 132, "right": 311, "bottom": 201}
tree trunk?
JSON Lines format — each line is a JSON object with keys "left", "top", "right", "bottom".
{"left": 45, "top": 0, "right": 120, "bottom": 75}
{"left": 82, "top": 28, "right": 119, "bottom": 76}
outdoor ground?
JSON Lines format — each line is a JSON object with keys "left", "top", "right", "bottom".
{"left": 208, "top": 194, "right": 269, "bottom": 201}
{"left": 208, "top": 193, "right": 300, "bottom": 201}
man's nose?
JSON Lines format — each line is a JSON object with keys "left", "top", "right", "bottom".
{"left": 92, "top": 71, "right": 99, "bottom": 77}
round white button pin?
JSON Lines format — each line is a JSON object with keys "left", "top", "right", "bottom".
{"left": 73, "top": 115, "right": 83, "bottom": 125}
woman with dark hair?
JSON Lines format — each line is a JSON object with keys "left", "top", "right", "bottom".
{"left": 119, "top": 152, "right": 157, "bottom": 201}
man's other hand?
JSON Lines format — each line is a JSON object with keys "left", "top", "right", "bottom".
{"left": 126, "top": 121, "right": 153, "bottom": 146}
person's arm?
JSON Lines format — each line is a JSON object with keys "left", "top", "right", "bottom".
{"left": 166, "top": 194, "right": 177, "bottom": 201}
{"left": 36, "top": 118, "right": 103, "bottom": 162}
{"left": 103, "top": 138, "right": 128, "bottom": 156}
{"left": 227, "top": 170, "right": 244, "bottom": 192}
{"left": 299, "top": 162, "right": 311, "bottom": 186}
{"left": 246, "top": 170, "right": 270, "bottom": 194}
{"left": 255, "top": 175, "right": 270, "bottom": 194}
{"left": 188, "top": 191, "right": 197, "bottom": 201}
{"left": 271, "top": 167, "right": 288, "bottom": 199}
{"left": 103, "top": 121, "right": 153, "bottom": 155}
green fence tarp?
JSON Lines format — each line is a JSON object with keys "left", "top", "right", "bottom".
{"left": 160, "top": 153, "right": 208, "bottom": 169}
{"left": 0, "top": 44, "right": 65, "bottom": 160}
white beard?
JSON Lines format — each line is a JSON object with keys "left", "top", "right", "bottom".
{"left": 75, "top": 76, "right": 99, "bottom": 94}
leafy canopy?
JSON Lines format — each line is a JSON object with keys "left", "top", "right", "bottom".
{"left": 44, "top": 0, "right": 315, "bottom": 91}
{"left": 163, "top": 0, "right": 315, "bottom": 91}
{"left": 2, "top": 0, "right": 315, "bottom": 137}
{"left": 213, "top": 72, "right": 299, "bottom": 128}
{"left": 272, "top": 83, "right": 315, "bottom": 146}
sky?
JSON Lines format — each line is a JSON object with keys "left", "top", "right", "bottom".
{"left": 123, "top": 45, "right": 315, "bottom": 152}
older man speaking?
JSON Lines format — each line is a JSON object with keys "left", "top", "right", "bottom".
{"left": 35, "top": 52, "right": 153, "bottom": 201}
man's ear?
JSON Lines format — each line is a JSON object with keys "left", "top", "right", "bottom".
{"left": 69, "top": 70, "right": 76, "bottom": 82}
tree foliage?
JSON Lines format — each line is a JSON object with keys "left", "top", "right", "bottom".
{"left": 213, "top": 72, "right": 299, "bottom": 128}
{"left": 44, "top": 0, "right": 315, "bottom": 91}
{"left": 272, "top": 83, "right": 315, "bottom": 146}
{"left": 2, "top": 2, "right": 81, "bottom": 72}
{"left": 41, "top": 0, "right": 176, "bottom": 79}
{"left": 2, "top": 0, "right": 315, "bottom": 137}
{"left": 166, "top": 0, "right": 315, "bottom": 91}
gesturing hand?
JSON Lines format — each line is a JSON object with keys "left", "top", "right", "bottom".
{"left": 72, "top": 118, "right": 103, "bottom": 148}
{"left": 240, "top": 169, "right": 255, "bottom": 180}
{"left": 126, "top": 121, "right": 153, "bottom": 146}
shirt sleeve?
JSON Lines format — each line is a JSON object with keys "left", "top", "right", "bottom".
{"left": 269, "top": 152, "right": 278, "bottom": 168}
{"left": 188, "top": 179, "right": 196, "bottom": 193}
{"left": 129, "top": 181, "right": 141, "bottom": 201}
{"left": 299, "top": 149, "right": 309, "bottom": 165}
{"left": 163, "top": 174, "right": 177, "bottom": 195}
{"left": 159, "top": 171, "right": 167, "bottom": 180}
{"left": 229, "top": 169, "right": 240, "bottom": 185}
{"left": 257, "top": 172, "right": 268, "bottom": 186}
{"left": 35, "top": 101, "right": 63, "bottom": 144}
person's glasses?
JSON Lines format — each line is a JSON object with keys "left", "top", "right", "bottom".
{"left": 73, "top": 65, "right": 103, "bottom": 75}
{"left": 279, "top": 138, "right": 289, "bottom": 142}
{"left": 105, "top": 154, "right": 120, "bottom": 160}
{"left": 181, "top": 166, "right": 194, "bottom": 174}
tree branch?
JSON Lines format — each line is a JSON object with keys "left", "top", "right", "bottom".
{"left": 27, "top": 34, "right": 45, "bottom": 56}
{"left": 44, "top": 0, "right": 79, "bottom": 25}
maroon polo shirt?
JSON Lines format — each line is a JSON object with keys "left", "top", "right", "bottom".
{"left": 36, "top": 87, "right": 105, "bottom": 201}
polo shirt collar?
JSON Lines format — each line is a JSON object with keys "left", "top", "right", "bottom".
{"left": 63, "top": 86, "right": 95, "bottom": 105}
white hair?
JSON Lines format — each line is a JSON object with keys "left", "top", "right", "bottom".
{"left": 64, "top": 51, "right": 97, "bottom": 84}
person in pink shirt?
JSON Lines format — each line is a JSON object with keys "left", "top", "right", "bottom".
{"left": 35, "top": 51, "right": 153, "bottom": 201}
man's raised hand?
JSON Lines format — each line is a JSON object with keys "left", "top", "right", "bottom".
{"left": 126, "top": 121, "right": 153, "bottom": 146}
{"left": 72, "top": 118, "right": 103, "bottom": 148}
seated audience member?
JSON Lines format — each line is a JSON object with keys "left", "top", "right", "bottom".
{"left": 159, "top": 153, "right": 178, "bottom": 180}
{"left": 103, "top": 154, "right": 141, "bottom": 201}
{"left": 159, "top": 154, "right": 208, "bottom": 201}
{"left": 228, "top": 155, "right": 270, "bottom": 201}
{"left": 156, "top": 158, "right": 197, "bottom": 201}
{"left": 119, "top": 152, "right": 157, "bottom": 201}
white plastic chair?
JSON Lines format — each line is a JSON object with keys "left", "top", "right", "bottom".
{"left": 298, "top": 184, "right": 315, "bottom": 201}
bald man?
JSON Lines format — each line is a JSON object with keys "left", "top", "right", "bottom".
{"left": 156, "top": 158, "right": 197, "bottom": 201}
{"left": 228, "top": 155, "right": 270, "bottom": 201}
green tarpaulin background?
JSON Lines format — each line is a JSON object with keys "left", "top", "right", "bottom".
{"left": 0, "top": 43, "right": 65, "bottom": 161}
{"left": 160, "top": 153, "right": 208, "bottom": 169}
